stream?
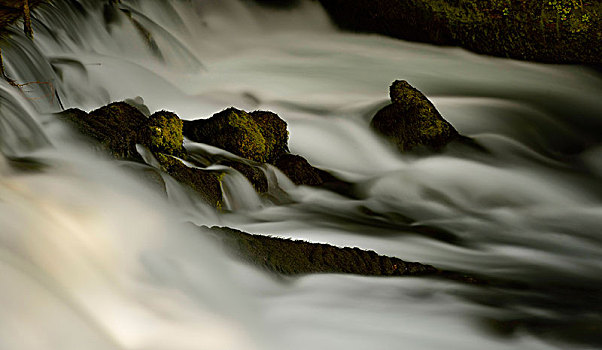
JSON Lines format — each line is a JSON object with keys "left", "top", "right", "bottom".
{"left": 1, "top": 0, "right": 602, "bottom": 349}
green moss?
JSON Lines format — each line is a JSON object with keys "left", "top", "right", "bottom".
{"left": 141, "top": 110, "right": 184, "bottom": 156}
{"left": 372, "top": 80, "right": 458, "bottom": 152}
{"left": 250, "top": 110, "right": 289, "bottom": 162}
{"left": 183, "top": 108, "right": 291, "bottom": 164}
{"left": 183, "top": 108, "right": 270, "bottom": 162}
{"left": 58, "top": 103, "right": 190, "bottom": 160}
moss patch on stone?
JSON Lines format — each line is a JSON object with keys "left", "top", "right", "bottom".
{"left": 249, "top": 110, "right": 289, "bottom": 162}
{"left": 183, "top": 108, "right": 268, "bottom": 162}
{"left": 58, "top": 103, "right": 188, "bottom": 159}
{"left": 183, "top": 107, "right": 290, "bottom": 164}
{"left": 371, "top": 80, "right": 459, "bottom": 152}
{"left": 140, "top": 110, "right": 184, "bottom": 157}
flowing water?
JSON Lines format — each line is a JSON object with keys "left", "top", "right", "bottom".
{"left": 1, "top": 0, "right": 602, "bottom": 349}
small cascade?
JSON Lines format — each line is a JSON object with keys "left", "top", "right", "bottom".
{"left": 220, "top": 169, "right": 263, "bottom": 211}
{"left": 0, "top": 80, "right": 49, "bottom": 156}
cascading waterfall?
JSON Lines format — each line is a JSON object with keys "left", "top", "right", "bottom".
{"left": 1, "top": 0, "right": 602, "bottom": 349}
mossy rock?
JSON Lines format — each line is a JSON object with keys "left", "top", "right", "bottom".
{"left": 140, "top": 110, "right": 185, "bottom": 157}
{"left": 183, "top": 107, "right": 288, "bottom": 163}
{"left": 210, "top": 226, "right": 442, "bottom": 276}
{"left": 154, "top": 153, "right": 223, "bottom": 207}
{"left": 371, "top": 80, "right": 459, "bottom": 152}
{"left": 58, "top": 103, "right": 188, "bottom": 159}
{"left": 58, "top": 102, "right": 223, "bottom": 207}
{"left": 249, "top": 110, "right": 289, "bottom": 162}
{"left": 58, "top": 102, "right": 148, "bottom": 160}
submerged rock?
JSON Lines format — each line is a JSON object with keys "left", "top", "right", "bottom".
{"left": 124, "top": 96, "right": 151, "bottom": 117}
{"left": 371, "top": 80, "right": 459, "bottom": 152}
{"left": 210, "top": 226, "right": 441, "bottom": 276}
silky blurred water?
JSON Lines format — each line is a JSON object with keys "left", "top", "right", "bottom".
{"left": 1, "top": 0, "right": 602, "bottom": 349}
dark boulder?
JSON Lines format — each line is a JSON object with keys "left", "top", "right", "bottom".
{"left": 59, "top": 101, "right": 345, "bottom": 203}
{"left": 371, "top": 80, "right": 459, "bottom": 152}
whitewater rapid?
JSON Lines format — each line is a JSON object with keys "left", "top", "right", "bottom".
{"left": 1, "top": 0, "right": 602, "bottom": 349}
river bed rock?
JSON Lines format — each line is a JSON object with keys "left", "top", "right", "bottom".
{"left": 58, "top": 104, "right": 223, "bottom": 206}
{"left": 183, "top": 107, "right": 287, "bottom": 163}
{"left": 184, "top": 107, "right": 346, "bottom": 188}
{"left": 371, "top": 80, "right": 459, "bottom": 152}
{"left": 209, "top": 226, "right": 440, "bottom": 276}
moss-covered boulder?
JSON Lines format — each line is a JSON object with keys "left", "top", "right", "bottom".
{"left": 249, "top": 110, "right": 289, "bottom": 161}
{"left": 371, "top": 80, "right": 459, "bottom": 152}
{"left": 140, "top": 111, "right": 184, "bottom": 157}
{"left": 317, "top": 0, "right": 602, "bottom": 64}
{"left": 182, "top": 107, "right": 350, "bottom": 190}
{"left": 59, "top": 101, "right": 345, "bottom": 201}
{"left": 58, "top": 103, "right": 188, "bottom": 159}
{"left": 58, "top": 102, "right": 148, "bottom": 160}
{"left": 58, "top": 103, "right": 223, "bottom": 207}
{"left": 183, "top": 107, "right": 288, "bottom": 163}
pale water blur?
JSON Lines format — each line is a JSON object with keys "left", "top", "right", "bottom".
{"left": 1, "top": 0, "right": 602, "bottom": 349}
